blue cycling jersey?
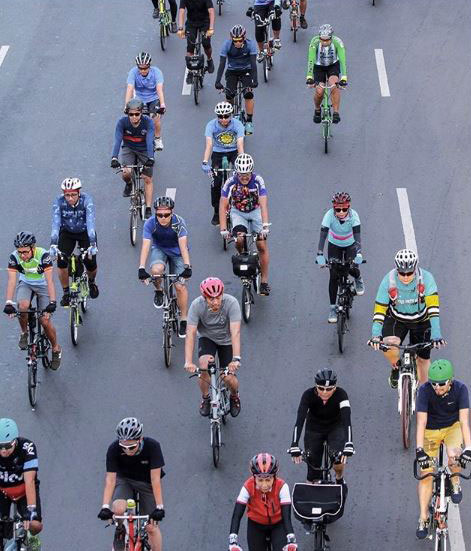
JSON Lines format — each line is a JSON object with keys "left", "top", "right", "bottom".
{"left": 127, "top": 66, "right": 164, "bottom": 103}
{"left": 143, "top": 214, "right": 188, "bottom": 256}
{"left": 321, "top": 208, "right": 360, "bottom": 247}
{"left": 50, "top": 192, "right": 96, "bottom": 245}
{"left": 205, "top": 118, "right": 245, "bottom": 152}
{"left": 112, "top": 116, "right": 154, "bottom": 158}
{"left": 220, "top": 39, "right": 257, "bottom": 71}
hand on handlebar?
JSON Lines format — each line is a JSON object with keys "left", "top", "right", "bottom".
{"left": 227, "top": 359, "right": 240, "bottom": 374}
{"left": 3, "top": 303, "right": 17, "bottom": 316}
{"left": 288, "top": 446, "right": 303, "bottom": 464}
{"left": 339, "top": 78, "right": 348, "bottom": 87}
{"left": 342, "top": 441, "right": 355, "bottom": 457}
{"left": 459, "top": 447, "right": 471, "bottom": 468}
{"left": 201, "top": 161, "right": 212, "bottom": 173}
{"left": 306, "top": 77, "right": 315, "bottom": 88}
{"left": 353, "top": 253, "right": 363, "bottom": 265}
{"left": 215, "top": 81, "right": 224, "bottom": 90}
{"left": 98, "top": 507, "right": 114, "bottom": 521}
{"left": 111, "top": 157, "right": 121, "bottom": 169}
{"left": 205, "top": 29, "right": 214, "bottom": 38}
{"left": 156, "top": 106, "right": 166, "bottom": 115}
{"left": 316, "top": 254, "right": 326, "bottom": 266}
{"left": 49, "top": 244, "right": 58, "bottom": 260}
{"left": 274, "top": 4, "right": 282, "bottom": 16}
{"left": 185, "top": 362, "right": 198, "bottom": 373}
{"left": 138, "top": 268, "right": 151, "bottom": 281}
{"left": 416, "top": 447, "right": 431, "bottom": 469}
{"left": 432, "top": 337, "right": 447, "bottom": 349}
{"left": 220, "top": 230, "right": 230, "bottom": 239}
{"left": 177, "top": 29, "right": 186, "bottom": 39}
{"left": 368, "top": 336, "right": 382, "bottom": 351}
{"left": 246, "top": 6, "right": 254, "bottom": 17}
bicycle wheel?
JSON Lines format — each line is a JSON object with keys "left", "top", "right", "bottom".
{"left": 80, "top": 277, "right": 89, "bottom": 313}
{"left": 262, "top": 56, "right": 268, "bottom": 82}
{"left": 323, "top": 121, "right": 329, "bottom": 154}
{"left": 292, "top": 23, "right": 297, "bottom": 43}
{"left": 70, "top": 305, "right": 79, "bottom": 346}
{"left": 28, "top": 362, "right": 39, "bottom": 408}
{"left": 139, "top": 189, "right": 146, "bottom": 220}
{"left": 337, "top": 311, "right": 345, "bottom": 353}
{"left": 242, "top": 285, "right": 252, "bottom": 323}
{"left": 211, "top": 423, "right": 221, "bottom": 468}
{"left": 218, "top": 0, "right": 222, "bottom": 15}
{"left": 436, "top": 532, "right": 447, "bottom": 551}
{"left": 314, "top": 526, "right": 325, "bottom": 551}
{"left": 160, "top": 22, "right": 167, "bottom": 51}
{"left": 193, "top": 74, "right": 200, "bottom": 105}
{"left": 401, "top": 375, "right": 412, "bottom": 449}
{"left": 163, "top": 323, "right": 172, "bottom": 368}
{"left": 130, "top": 208, "right": 138, "bottom": 246}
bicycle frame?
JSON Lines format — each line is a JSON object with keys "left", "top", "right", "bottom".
{"left": 253, "top": 12, "right": 276, "bottom": 82}
{"left": 0, "top": 502, "right": 30, "bottom": 551}
{"left": 118, "top": 164, "right": 146, "bottom": 246}
{"left": 113, "top": 514, "right": 150, "bottom": 551}
{"left": 289, "top": 0, "right": 300, "bottom": 41}
{"left": 186, "top": 29, "right": 206, "bottom": 104}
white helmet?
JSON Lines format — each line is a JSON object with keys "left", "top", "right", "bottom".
{"left": 394, "top": 249, "right": 418, "bottom": 272}
{"left": 116, "top": 417, "right": 143, "bottom": 441}
{"left": 214, "top": 101, "right": 233, "bottom": 116}
{"left": 235, "top": 153, "right": 254, "bottom": 174}
{"left": 319, "top": 24, "right": 333, "bottom": 39}
{"left": 61, "top": 178, "right": 82, "bottom": 191}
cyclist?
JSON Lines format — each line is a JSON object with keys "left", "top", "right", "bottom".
{"left": 184, "top": 277, "right": 242, "bottom": 417}
{"left": 246, "top": 0, "right": 283, "bottom": 58}
{"left": 98, "top": 417, "right": 165, "bottom": 551}
{"left": 177, "top": 0, "right": 215, "bottom": 82}
{"left": 306, "top": 24, "right": 347, "bottom": 124}
{"left": 215, "top": 25, "right": 258, "bottom": 136}
{"left": 282, "top": 0, "right": 308, "bottom": 29}
{"left": 0, "top": 419, "right": 42, "bottom": 551}
{"left": 49, "top": 178, "right": 99, "bottom": 307}
{"left": 228, "top": 453, "right": 298, "bottom": 551}
{"left": 138, "top": 197, "right": 191, "bottom": 338}
{"left": 111, "top": 98, "right": 155, "bottom": 219}
{"left": 220, "top": 153, "right": 271, "bottom": 295}
{"left": 316, "top": 192, "right": 364, "bottom": 323}
{"left": 4, "top": 232, "right": 61, "bottom": 370}
{"left": 288, "top": 369, "right": 354, "bottom": 484}
{"left": 125, "top": 52, "right": 166, "bottom": 152}
{"left": 151, "top": 0, "right": 178, "bottom": 32}
{"left": 415, "top": 360, "right": 471, "bottom": 539}
{"left": 202, "top": 102, "right": 245, "bottom": 225}
{"left": 368, "top": 249, "right": 446, "bottom": 387}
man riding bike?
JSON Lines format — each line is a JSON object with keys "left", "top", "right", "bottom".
{"left": 0, "top": 418, "right": 42, "bottom": 551}
{"left": 125, "top": 52, "right": 166, "bottom": 152}
{"left": 306, "top": 24, "right": 347, "bottom": 124}
{"left": 246, "top": 0, "right": 283, "bottom": 59}
{"left": 368, "top": 249, "right": 446, "bottom": 387}
{"left": 415, "top": 360, "right": 471, "bottom": 539}
{"left": 138, "top": 196, "right": 191, "bottom": 338}
{"left": 4, "top": 232, "right": 61, "bottom": 370}
{"left": 111, "top": 98, "right": 155, "bottom": 219}
{"left": 228, "top": 453, "right": 298, "bottom": 551}
{"left": 215, "top": 25, "right": 258, "bottom": 136}
{"left": 184, "top": 277, "right": 242, "bottom": 417}
{"left": 281, "top": 0, "right": 308, "bottom": 29}
{"left": 288, "top": 369, "right": 354, "bottom": 484}
{"left": 316, "top": 192, "right": 364, "bottom": 323}
{"left": 49, "top": 177, "right": 99, "bottom": 307}
{"left": 220, "top": 153, "right": 271, "bottom": 295}
{"left": 202, "top": 102, "right": 245, "bottom": 225}
{"left": 151, "top": 0, "right": 178, "bottom": 32}
{"left": 98, "top": 417, "right": 165, "bottom": 551}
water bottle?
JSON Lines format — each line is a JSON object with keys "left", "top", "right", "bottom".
{"left": 127, "top": 498, "right": 136, "bottom": 516}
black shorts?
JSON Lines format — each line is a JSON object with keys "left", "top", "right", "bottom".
{"left": 143, "top": 99, "right": 161, "bottom": 117}
{"left": 382, "top": 316, "right": 432, "bottom": 360}
{"left": 57, "top": 230, "right": 97, "bottom": 271}
{"left": 254, "top": 4, "right": 281, "bottom": 43}
{"left": 225, "top": 70, "right": 254, "bottom": 100}
{"left": 0, "top": 481, "right": 42, "bottom": 521}
{"left": 185, "top": 22, "right": 210, "bottom": 54}
{"left": 247, "top": 518, "right": 285, "bottom": 551}
{"left": 198, "top": 336, "right": 233, "bottom": 368}
{"left": 304, "top": 424, "right": 345, "bottom": 482}
{"left": 313, "top": 60, "right": 340, "bottom": 84}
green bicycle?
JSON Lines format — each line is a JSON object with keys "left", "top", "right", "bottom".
{"left": 158, "top": 0, "right": 172, "bottom": 51}
{"left": 316, "top": 81, "right": 347, "bottom": 154}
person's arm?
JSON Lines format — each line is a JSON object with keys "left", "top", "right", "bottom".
{"left": 306, "top": 37, "right": 319, "bottom": 79}
{"left": 281, "top": 504, "right": 295, "bottom": 536}
{"left": 150, "top": 468, "right": 164, "bottom": 506}
{"left": 139, "top": 238, "right": 152, "bottom": 268}
{"left": 416, "top": 411, "right": 427, "bottom": 449}
{"left": 236, "top": 136, "right": 244, "bottom": 154}
{"left": 5, "top": 269, "right": 18, "bottom": 303}
{"left": 219, "top": 196, "right": 230, "bottom": 230}
{"left": 145, "top": 118, "right": 155, "bottom": 158}
{"left": 112, "top": 119, "right": 124, "bottom": 158}
{"left": 317, "top": 226, "right": 328, "bottom": 253}
{"left": 250, "top": 54, "right": 257, "bottom": 84}
{"left": 102, "top": 472, "right": 117, "bottom": 506}
{"left": 230, "top": 320, "right": 241, "bottom": 357}
{"left": 24, "top": 471, "right": 37, "bottom": 507}
{"left": 184, "top": 323, "right": 197, "bottom": 365}
{"left": 178, "top": 7, "right": 185, "bottom": 30}
{"left": 125, "top": 84, "right": 135, "bottom": 107}
{"left": 353, "top": 225, "right": 361, "bottom": 250}
{"left": 178, "top": 236, "right": 190, "bottom": 265}
{"left": 290, "top": 390, "right": 310, "bottom": 446}
{"left": 157, "top": 83, "right": 165, "bottom": 108}
{"left": 259, "top": 195, "right": 269, "bottom": 225}
{"left": 203, "top": 136, "right": 213, "bottom": 163}
{"left": 424, "top": 273, "right": 441, "bottom": 340}
{"left": 459, "top": 408, "right": 471, "bottom": 448}
{"left": 339, "top": 392, "right": 353, "bottom": 444}
{"left": 372, "top": 275, "right": 389, "bottom": 337}
{"left": 208, "top": 7, "right": 215, "bottom": 32}
{"left": 44, "top": 267, "right": 56, "bottom": 303}
{"left": 84, "top": 195, "right": 97, "bottom": 244}
{"left": 215, "top": 55, "right": 227, "bottom": 84}
{"left": 333, "top": 36, "right": 347, "bottom": 78}
{"left": 51, "top": 197, "right": 62, "bottom": 245}
{"left": 229, "top": 502, "right": 246, "bottom": 535}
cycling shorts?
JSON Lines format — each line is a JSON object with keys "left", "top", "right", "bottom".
{"left": 225, "top": 70, "right": 254, "bottom": 99}
{"left": 57, "top": 230, "right": 97, "bottom": 271}
{"left": 254, "top": 4, "right": 281, "bottom": 43}
{"left": 247, "top": 518, "right": 285, "bottom": 551}
{"left": 382, "top": 317, "right": 431, "bottom": 359}
{"left": 143, "top": 99, "right": 161, "bottom": 117}
{"left": 313, "top": 61, "right": 340, "bottom": 84}
{"left": 149, "top": 247, "right": 185, "bottom": 281}
{"left": 231, "top": 207, "right": 263, "bottom": 236}
{"left": 0, "top": 481, "right": 42, "bottom": 521}
{"left": 119, "top": 147, "right": 153, "bottom": 177}
{"left": 113, "top": 477, "right": 156, "bottom": 515}
{"left": 198, "top": 336, "right": 233, "bottom": 368}
{"left": 424, "top": 421, "right": 463, "bottom": 461}
{"left": 185, "top": 22, "right": 210, "bottom": 54}
{"left": 304, "top": 424, "right": 345, "bottom": 482}
{"left": 16, "top": 281, "right": 49, "bottom": 311}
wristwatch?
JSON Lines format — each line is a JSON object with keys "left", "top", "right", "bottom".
{"left": 232, "top": 356, "right": 241, "bottom": 362}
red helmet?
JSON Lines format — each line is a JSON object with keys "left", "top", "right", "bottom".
{"left": 250, "top": 453, "right": 279, "bottom": 477}
{"left": 200, "top": 277, "right": 224, "bottom": 298}
{"left": 332, "top": 192, "right": 351, "bottom": 206}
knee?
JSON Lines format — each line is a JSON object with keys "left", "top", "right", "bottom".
{"left": 243, "top": 91, "right": 254, "bottom": 100}
{"left": 30, "top": 521, "right": 42, "bottom": 534}
{"left": 175, "top": 283, "right": 186, "bottom": 293}
{"left": 112, "top": 500, "right": 127, "bottom": 515}
{"left": 18, "top": 301, "right": 30, "bottom": 312}
{"left": 151, "top": 263, "right": 165, "bottom": 275}
{"left": 146, "top": 523, "right": 160, "bottom": 535}
{"left": 384, "top": 336, "right": 400, "bottom": 345}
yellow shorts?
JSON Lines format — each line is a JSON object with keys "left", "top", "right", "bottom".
{"left": 424, "top": 421, "right": 463, "bottom": 459}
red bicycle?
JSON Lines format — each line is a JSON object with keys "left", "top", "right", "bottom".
{"left": 111, "top": 498, "right": 150, "bottom": 551}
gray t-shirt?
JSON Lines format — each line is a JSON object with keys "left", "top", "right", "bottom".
{"left": 187, "top": 294, "right": 241, "bottom": 345}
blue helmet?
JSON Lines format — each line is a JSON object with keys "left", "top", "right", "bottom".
{"left": 0, "top": 418, "right": 19, "bottom": 444}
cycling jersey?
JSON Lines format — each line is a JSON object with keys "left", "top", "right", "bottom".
{"left": 221, "top": 173, "right": 267, "bottom": 212}
{"left": 50, "top": 192, "right": 96, "bottom": 245}
{"left": 306, "top": 36, "right": 347, "bottom": 78}
{"left": 106, "top": 437, "right": 165, "bottom": 483}
{"left": 237, "top": 477, "right": 290, "bottom": 525}
{"left": 8, "top": 247, "right": 52, "bottom": 285}
{"left": 112, "top": 115, "right": 154, "bottom": 158}
{"left": 253, "top": 0, "right": 279, "bottom": 5}
{"left": 372, "top": 269, "right": 441, "bottom": 338}
{"left": 205, "top": 118, "right": 245, "bottom": 153}
{"left": 0, "top": 437, "right": 38, "bottom": 500}
{"left": 179, "top": 0, "right": 213, "bottom": 23}
{"left": 220, "top": 39, "right": 257, "bottom": 71}
{"left": 320, "top": 208, "right": 360, "bottom": 248}
{"left": 143, "top": 214, "right": 188, "bottom": 256}
{"left": 127, "top": 66, "right": 164, "bottom": 104}
{"left": 187, "top": 294, "right": 241, "bottom": 345}
{"left": 417, "top": 381, "right": 469, "bottom": 430}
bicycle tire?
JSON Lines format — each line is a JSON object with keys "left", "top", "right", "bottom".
{"left": 139, "top": 190, "right": 146, "bottom": 221}
{"left": 212, "top": 423, "right": 220, "bottom": 467}
{"left": 70, "top": 305, "right": 79, "bottom": 346}
{"left": 28, "top": 362, "right": 38, "bottom": 408}
{"left": 263, "top": 57, "right": 268, "bottom": 82}
{"left": 160, "top": 23, "right": 167, "bottom": 51}
{"left": 163, "top": 324, "right": 172, "bottom": 368}
{"left": 40, "top": 337, "right": 52, "bottom": 369}
{"left": 221, "top": 388, "right": 228, "bottom": 425}
{"left": 193, "top": 75, "right": 200, "bottom": 105}
{"left": 437, "top": 532, "right": 446, "bottom": 551}
{"left": 130, "top": 208, "right": 138, "bottom": 246}
{"left": 81, "top": 294, "right": 88, "bottom": 313}
{"left": 324, "top": 122, "right": 329, "bottom": 154}
{"left": 218, "top": 0, "right": 222, "bottom": 15}
{"left": 337, "top": 311, "right": 345, "bottom": 353}
{"left": 242, "top": 285, "right": 252, "bottom": 323}
{"left": 401, "top": 375, "right": 412, "bottom": 449}
{"left": 293, "top": 25, "right": 297, "bottom": 42}
{"left": 223, "top": 235, "right": 227, "bottom": 250}
{"left": 314, "top": 526, "right": 325, "bottom": 551}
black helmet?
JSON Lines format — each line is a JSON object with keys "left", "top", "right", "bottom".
{"left": 154, "top": 196, "right": 175, "bottom": 210}
{"left": 125, "top": 98, "right": 144, "bottom": 113}
{"left": 135, "top": 52, "right": 151, "bottom": 66}
{"left": 230, "top": 24, "right": 246, "bottom": 39}
{"left": 315, "top": 368, "right": 337, "bottom": 386}
{"left": 14, "top": 231, "right": 36, "bottom": 248}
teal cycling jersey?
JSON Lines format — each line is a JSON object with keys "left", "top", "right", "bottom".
{"left": 321, "top": 208, "right": 360, "bottom": 247}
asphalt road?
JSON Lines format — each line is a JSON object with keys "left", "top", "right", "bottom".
{"left": 1, "top": 0, "right": 471, "bottom": 549}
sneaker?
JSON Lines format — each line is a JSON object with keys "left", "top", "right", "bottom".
{"left": 89, "top": 281, "right": 99, "bottom": 299}
{"left": 122, "top": 182, "right": 132, "bottom": 197}
{"left": 113, "top": 524, "right": 126, "bottom": 551}
{"left": 300, "top": 14, "right": 308, "bottom": 29}
{"left": 273, "top": 38, "right": 281, "bottom": 50}
{"left": 259, "top": 282, "right": 270, "bottom": 296}
{"left": 154, "top": 137, "right": 163, "bottom": 151}
{"left": 389, "top": 367, "right": 399, "bottom": 389}
{"left": 416, "top": 519, "right": 429, "bottom": 540}
{"left": 257, "top": 51, "right": 264, "bottom": 63}
{"left": 199, "top": 395, "right": 211, "bottom": 417}
{"left": 153, "top": 290, "right": 164, "bottom": 309}
{"left": 178, "top": 320, "right": 187, "bottom": 339}
{"left": 145, "top": 207, "right": 152, "bottom": 219}
{"left": 282, "top": 0, "right": 290, "bottom": 8}
{"left": 152, "top": 7, "right": 159, "bottom": 18}
{"left": 211, "top": 212, "right": 220, "bottom": 226}
{"left": 332, "top": 111, "right": 341, "bottom": 124}
{"left": 245, "top": 121, "right": 254, "bottom": 135}
{"left": 313, "top": 109, "right": 322, "bottom": 123}
{"left": 171, "top": 21, "right": 178, "bottom": 33}
{"left": 354, "top": 276, "right": 365, "bottom": 296}
{"left": 230, "top": 393, "right": 241, "bottom": 417}
{"left": 60, "top": 293, "right": 70, "bottom": 307}
{"left": 18, "top": 332, "right": 28, "bottom": 350}
{"left": 451, "top": 484, "right": 463, "bottom": 504}
{"left": 206, "top": 58, "right": 215, "bottom": 74}
{"left": 328, "top": 305, "right": 337, "bottom": 324}
{"left": 50, "top": 347, "right": 62, "bottom": 371}
{"left": 28, "top": 534, "right": 42, "bottom": 551}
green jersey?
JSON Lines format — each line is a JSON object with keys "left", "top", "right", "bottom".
{"left": 8, "top": 247, "right": 52, "bottom": 285}
{"left": 306, "top": 35, "right": 347, "bottom": 79}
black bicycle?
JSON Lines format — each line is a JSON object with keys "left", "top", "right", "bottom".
{"left": 0, "top": 502, "right": 33, "bottom": 551}
{"left": 117, "top": 164, "right": 146, "bottom": 246}
{"left": 186, "top": 29, "right": 206, "bottom": 105}
{"left": 216, "top": 0, "right": 224, "bottom": 15}
{"left": 224, "top": 83, "right": 249, "bottom": 131}
{"left": 252, "top": 11, "right": 276, "bottom": 82}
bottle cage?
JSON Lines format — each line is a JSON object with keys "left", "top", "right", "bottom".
{"left": 388, "top": 268, "right": 425, "bottom": 305}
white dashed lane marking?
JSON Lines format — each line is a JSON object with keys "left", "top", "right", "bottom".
{"left": 375, "top": 48, "right": 390, "bottom": 97}
{"left": 0, "top": 46, "right": 10, "bottom": 68}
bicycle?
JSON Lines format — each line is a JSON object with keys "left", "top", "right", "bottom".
{"left": 186, "top": 29, "right": 206, "bottom": 105}
{"left": 117, "top": 164, "right": 146, "bottom": 246}
{"left": 414, "top": 442, "right": 471, "bottom": 551}
{"left": 217, "top": 0, "right": 224, "bottom": 15}
{"left": 0, "top": 502, "right": 33, "bottom": 551}
{"left": 378, "top": 341, "right": 433, "bottom": 449}
{"left": 190, "top": 359, "right": 232, "bottom": 468}
{"left": 223, "top": 84, "right": 249, "bottom": 131}
{"left": 109, "top": 494, "right": 150, "bottom": 551}
{"left": 157, "top": 0, "right": 172, "bottom": 51}
{"left": 288, "top": 0, "right": 300, "bottom": 42}
{"left": 58, "top": 248, "right": 90, "bottom": 346}
{"left": 314, "top": 82, "right": 346, "bottom": 154}
{"left": 148, "top": 274, "right": 181, "bottom": 368}
{"left": 206, "top": 154, "right": 234, "bottom": 250}
{"left": 253, "top": 12, "right": 276, "bottom": 83}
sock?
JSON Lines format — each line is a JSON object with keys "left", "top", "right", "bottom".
{"left": 63, "top": 287, "right": 69, "bottom": 294}
{"left": 246, "top": 114, "right": 253, "bottom": 122}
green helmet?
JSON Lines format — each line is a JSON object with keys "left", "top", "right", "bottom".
{"left": 428, "top": 359, "right": 454, "bottom": 383}
{"left": 0, "top": 418, "right": 18, "bottom": 444}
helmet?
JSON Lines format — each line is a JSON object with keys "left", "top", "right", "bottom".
{"left": 135, "top": 52, "right": 151, "bottom": 66}
{"left": 0, "top": 418, "right": 19, "bottom": 444}
{"left": 428, "top": 359, "right": 454, "bottom": 383}
{"left": 319, "top": 24, "right": 333, "bottom": 39}
{"left": 61, "top": 178, "right": 82, "bottom": 191}
{"left": 154, "top": 196, "right": 175, "bottom": 210}
{"left": 315, "top": 368, "right": 338, "bottom": 387}
{"left": 250, "top": 453, "right": 279, "bottom": 477}
{"left": 394, "top": 249, "right": 418, "bottom": 272}
{"left": 125, "top": 98, "right": 144, "bottom": 113}
{"left": 214, "top": 101, "right": 233, "bottom": 116}
{"left": 230, "top": 24, "right": 246, "bottom": 39}
{"left": 332, "top": 192, "right": 351, "bottom": 206}
{"left": 14, "top": 231, "right": 36, "bottom": 248}
{"left": 234, "top": 153, "right": 254, "bottom": 174}
{"left": 116, "top": 417, "right": 143, "bottom": 441}
{"left": 200, "top": 277, "right": 224, "bottom": 298}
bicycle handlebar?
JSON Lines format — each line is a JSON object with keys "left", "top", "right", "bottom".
{"left": 57, "top": 247, "right": 91, "bottom": 261}
{"left": 253, "top": 12, "right": 276, "bottom": 25}
{"left": 321, "top": 258, "right": 367, "bottom": 268}
{"left": 112, "top": 514, "right": 150, "bottom": 521}
{"left": 413, "top": 459, "right": 471, "bottom": 481}
{"left": 378, "top": 341, "right": 433, "bottom": 352}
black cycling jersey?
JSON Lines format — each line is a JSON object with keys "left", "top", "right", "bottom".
{"left": 106, "top": 437, "right": 165, "bottom": 483}
{"left": 0, "top": 437, "right": 39, "bottom": 489}
{"left": 179, "top": 0, "right": 213, "bottom": 24}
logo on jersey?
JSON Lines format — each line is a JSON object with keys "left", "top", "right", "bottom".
{"left": 216, "top": 131, "right": 236, "bottom": 146}
{"left": 22, "top": 442, "right": 35, "bottom": 456}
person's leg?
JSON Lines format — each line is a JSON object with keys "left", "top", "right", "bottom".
{"left": 37, "top": 289, "right": 60, "bottom": 354}
{"left": 56, "top": 231, "right": 76, "bottom": 303}
{"left": 170, "top": 256, "right": 188, "bottom": 321}
{"left": 272, "top": 7, "right": 282, "bottom": 44}
{"left": 304, "top": 431, "right": 325, "bottom": 482}
{"left": 149, "top": 249, "right": 167, "bottom": 308}
{"left": 242, "top": 73, "right": 255, "bottom": 126}
{"left": 417, "top": 430, "right": 438, "bottom": 529}
{"left": 134, "top": 480, "right": 162, "bottom": 551}
{"left": 210, "top": 152, "right": 225, "bottom": 223}
{"left": 16, "top": 282, "right": 32, "bottom": 339}
{"left": 254, "top": 6, "right": 268, "bottom": 53}
{"left": 329, "top": 74, "right": 341, "bottom": 112}
{"left": 185, "top": 24, "right": 197, "bottom": 56}
{"left": 328, "top": 424, "right": 347, "bottom": 481}
{"left": 247, "top": 519, "right": 269, "bottom": 551}
{"left": 381, "top": 317, "right": 407, "bottom": 378}
{"left": 270, "top": 521, "right": 287, "bottom": 551}
{"left": 410, "top": 322, "right": 432, "bottom": 385}
{"left": 197, "top": 338, "right": 218, "bottom": 414}
{"left": 327, "top": 243, "right": 343, "bottom": 322}
{"left": 445, "top": 422, "right": 464, "bottom": 501}
{"left": 219, "top": 344, "right": 238, "bottom": 394}
{"left": 17, "top": 482, "right": 43, "bottom": 535}
{"left": 168, "top": 0, "right": 177, "bottom": 22}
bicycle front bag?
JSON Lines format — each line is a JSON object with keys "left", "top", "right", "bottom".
{"left": 186, "top": 55, "right": 204, "bottom": 71}
{"left": 232, "top": 253, "right": 259, "bottom": 277}
{"left": 292, "top": 482, "right": 346, "bottom": 525}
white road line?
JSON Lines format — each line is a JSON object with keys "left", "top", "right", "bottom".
{"left": 374, "top": 48, "right": 390, "bottom": 97}
{"left": 165, "top": 187, "right": 176, "bottom": 201}
{"left": 0, "top": 45, "right": 10, "bottom": 67}
{"left": 181, "top": 69, "right": 191, "bottom": 95}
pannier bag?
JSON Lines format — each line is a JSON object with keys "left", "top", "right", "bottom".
{"left": 186, "top": 55, "right": 204, "bottom": 71}
{"left": 232, "top": 253, "right": 259, "bottom": 277}
{"left": 292, "top": 482, "right": 347, "bottom": 525}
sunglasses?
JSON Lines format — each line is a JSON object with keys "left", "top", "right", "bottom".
{"left": 334, "top": 207, "right": 349, "bottom": 213}
{"left": 232, "top": 38, "right": 244, "bottom": 43}
{"left": 64, "top": 192, "right": 79, "bottom": 198}
{"left": 317, "top": 385, "right": 336, "bottom": 392}
{"left": 156, "top": 212, "right": 172, "bottom": 218}
{"left": 320, "top": 38, "right": 331, "bottom": 42}
{"left": 0, "top": 441, "right": 16, "bottom": 451}
{"left": 217, "top": 114, "right": 231, "bottom": 120}
{"left": 138, "top": 66, "right": 150, "bottom": 71}
{"left": 431, "top": 380, "right": 449, "bottom": 388}
{"left": 17, "top": 249, "right": 32, "bottom": 255}
{"left": 398, "top": 271, "right": 414, "bottom": 277}
{"left": 128, "top": 112, "right": 141, "bottom": 117}
{"left": 119, "top": 442, "right": 140, "bottom": 450}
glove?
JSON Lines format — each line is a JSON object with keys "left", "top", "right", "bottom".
{"left": 274, "top": 4, "right": 282, "bottom": 16}
{"left": 368, "top": 336, "right": 382, "bottom": 350}
{"left": 3, "top": 303, "right": 17, "bottom": 315}
{"left": 145, "top": 158, "right": 155, "bottom": 167}
{"left": 416, "top": 447, "right": 431, "bottom": 468}
{"left": 138, "top": 268, "right": 151, "bottom": 280}
{"left": 343, "top": 441, "right": 355, "bottom": 457}
{"left": 286, "top": 534, "right": 296, "bottom": 544}
{"left": 229, "top": 546, "right": 242, "bottom": 551}
{"left": 26, "top": 506, "right": 38, "bottom": 522}
{"left": 111, "top": 157, "right": 120, "bottom": 169}
{"left": 339, "top": 78, "right": 348, "bottom": 87}
{"left": 459, "top": 447, "right": 471, "bottom": 468}
{"left": 201, "top": 161, "right": 212, "bottom": 174}
{"left": 220, "top": 230, "right": 230, "bottom": 239}
{"left": 98, "top": 507, "right": 114, "bottom": 521}
{"left": 49, "top": 244, "right": 58, "bottom": 260}
{"left": 260, "top": 223, "right": 270, "bottom": 237}
{"left": 288, "top": 446, "right": 302, "bottom": 457}
{"left": 306, "top": 77, "right": 315, "bottom": 86}
{"left": 432, "top": 338, "right": 446, "bottom": 349}
{"left": 251, "top": 81, "right": 258, "bottom": 89}
{"left": 44, "top": 301, "right": 57, "bottom": 314}
{"left": 87, "top": 244, "right": 98, "bottom": 256}
{"left": 229, "top": 534, "right": 238, "bottom": 545}
{"left": 246, "top": 6, "right": 254, "bottom": 17}
{"left": 150, "top": 507, "right": 165, "bottom": 522}
{"left": 156, "top": 107, "right": 166, "bottom": 115}
{"left": 179, "top": 265, "right": 192, "bottom": 279}
{"left": 215, "top": 81, "right": 224, "bottom": 90}
{"left": 283, "top": 545, "right": 298, "bottom": 551}
{"left": 354, "top": 253, "right": 363, "bottom": 265}
{"left": 316, "top": 254, "right": 326, "bottom": 266}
